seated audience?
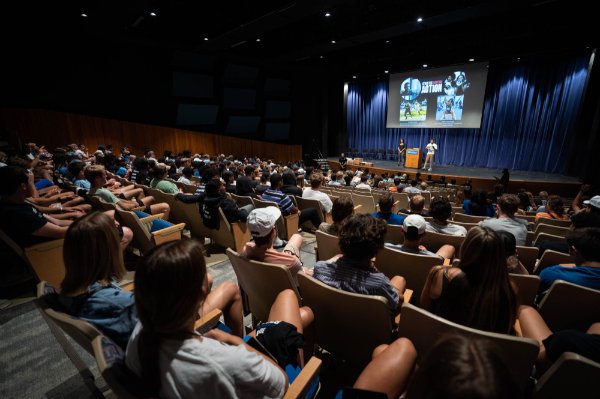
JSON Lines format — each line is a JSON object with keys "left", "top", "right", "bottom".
{"left": 241, "top": 207, "right": 311, "bottom": 282}
{"left": 496, "top": 230, "right": 529, "bottom": 275}
{"left": 318, "top": 197, "right": 354, "bottom": 236}
{"left": 255, "top": 173, "right": 271, "bottom": 196}
{"left": 236, "top": 165, "right": 258, "bottom": 196}
{"left": 387, "top": 215, "right": 455, "bottom": 260}
{"left": 0, "top": 166, "right": 71, "bottom": 247}
{"left": 426, "top": 197, "right": 467, "bottom": 236}
{"left": 355, "top": 175, "right": 371, "bottom": 191}
{"left": 421, "top": 226, "right": 518, "bottom": 334}
{"left": 126, "top": 239, "right": 314, "bottom": 398}
{"left": 222, "top": 170, "right": 237, "bottom": 194}
{"left": 177, "top": 166, "right": 193, "bottom": 185}
{"left": 535, "top": 194, "right": 569, "bottom": 222}
{"left": 538, "top": 227, "right": 600, "bottom": 294}
{"left": 403, "top": 180, "right": 421, "bottom": 194}
{"left": 399, "top": 194, "right": 426, "bottom": 216}
{"left": 149, "top": 163, "right": 179, "bottom": 194}
{"left": 372, "top": 192, "right": 405, "bottom": 226}
{"left": 313, "top": 214, "right": 406, "bottom": 314}
{"left": 480, "top": 194, "right": 528, "bottom": 246}
{"left": 302, "top": 172, "right": 333, "bottom": 214}
{"left": 464, "top": 189, "right": 495, "bottom": 217}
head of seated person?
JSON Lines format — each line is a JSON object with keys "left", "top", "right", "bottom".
{"left": 339, "top": 214, "right": 387, "bottom": 264}
{"left": 442, "top": 226, "right": 517, "bottom": 334}
{"left": 323, "top": 197, "right": 355, "bottom": 236}
{"left": 406, "top": 334, "right": 521, "bottom": 398}
{"left": 151, "top": 163, "right": 169, "bottom": 180}
{"left": 402, "top": 215, "right": 427, "bottom": 247}
{"left": 497, "top": 194, "right": 519, "bottom": 218}
{"left": 566, "top": 227, "right": 600, "bottom": 265}
{"left": 310, "top": 172, "right": 324, "bottom": 190}
{"left": 84, "top": 164, "right": 108, "bottom": 188}
{"left": 0, "top": 165, "right": 32, "bottom": 203}
{"left": 495, "top": 230, "right": 522, "bottom": 274}
{"left": 429, "top": 197, "right": 452, "bottom": 224}
{"left": 545, "top": 195, "right": 566, "bottom": 217}
{"left": 378, "top": 193, "right": 395, "bottom": 214}
{"left": 247, "top": 207, "right": 281, "bottom": 249}
{"left": 409, "top": 195, "right": 425, "bottom": 214}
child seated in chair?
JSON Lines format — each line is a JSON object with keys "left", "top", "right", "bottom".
{"left": 126, "top": 239, "right": 315, "bottom": 399}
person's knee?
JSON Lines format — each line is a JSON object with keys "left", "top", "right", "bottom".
{"left": 276, "top": 288, "right": 297, "bottom": 304}
{"left": 121, "top": 226, "right": 133, "bottom": 248}
{"left": 299, "top": 306, "right": 314, "bottom": 327}
{"left": 372, "top": 343, "right": 389, "bottom": 358}
{"left": 221, "top": 281, "right": 241, "bottom": 301}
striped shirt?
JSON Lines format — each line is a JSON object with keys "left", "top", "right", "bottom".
{"left": 313, "top": 256, "right": 400, "bottom": 311}
{"left": 261, "top": 188, "right": 294, "bottom": 215}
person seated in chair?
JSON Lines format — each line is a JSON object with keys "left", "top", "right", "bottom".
{"left": 86, "top": 165, "right": 171, "bottom": 220}
{"left": 426, "top": 197, "right": 467, "bottom": 236}
{"left": 479, "top": 194, "right": 528, "bottom": 246}
{"left": 302, "top": 172, "right": 333, "bottom": 216}
{"left": 398, "top": 195, "right": 427, "bottom": 216}
{"left": 313, "top": 214, "right": 406, "bottom": 315}
{"left": 318, "top": 197, "right": 355, "bottom": 236}
{"left": 372, "top": 193, "right": 405, "bottom": 226}
{"left": 241, "top": 207, "right": 312, "bottom": 283}
{"left": 126, "top": 239, "right": 314, "bottom": 399}
{"left": 386, "top": 215, "right": 455, "bottom": 260}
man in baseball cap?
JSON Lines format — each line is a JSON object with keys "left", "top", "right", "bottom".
{"left": 385, "top": 214, "right": 455, "bottom": 260}
{"left": 242, "top": 207, "right": 309, "bottom": 283}
{"left": 583, "top": 196, "right": 600, "bottom": 212}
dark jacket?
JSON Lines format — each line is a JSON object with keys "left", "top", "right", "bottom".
{"left": 176, "top": 193, "right": 248, "bottom": 230}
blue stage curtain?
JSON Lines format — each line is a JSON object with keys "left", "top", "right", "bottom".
{"left": 347, "top": 55, "right": 590, "bottom": 173}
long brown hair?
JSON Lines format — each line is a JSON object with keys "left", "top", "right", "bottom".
{"left": 134, "top": 239, "right": 207, "bottom": 396}
{"left": 440, "top": 226, "right": 518, "bottom": 334}
{"left": 60, "top": 212, "right": 125, "bottom": 294}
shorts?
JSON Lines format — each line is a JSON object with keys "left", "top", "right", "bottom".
{"left": 283, "top": 242, "right": 301, "bottom": 260}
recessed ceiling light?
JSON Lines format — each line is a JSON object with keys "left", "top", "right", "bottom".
{"left": 469, "top": 58, "right": 475, "bottom": 62}
{"left": 150, "top": 12, "right": 157, "bottom": 17}
{"left": 384, "top": 70, "right": 389, "bottom": 74}
{"left": 417, "top": 17, "right": 423, "bottom": 22}
{"left": 423, "top": 64, "right": 428, "bottom": 68}
{"left": 352, "top": 75, "right": 357, "bottom": 79}
{"left": 256, "top": 38, "right": 261, "bottom": 42}
{"left": 81, "top": 13, "right": 88, "bottom": 18}
{"left": 331, "top": 40, "right": 336, "bottom": 44}
{"left": 385, "top": 40, "right": 390, "bottom": 44}
{"left": 517, "top": 57, "right": 521, "bottom": 61}
{"left": 319, "top": 55, "right": 324, "bottom": 59}
{"left": 325, "top": 12, "right": 331, "bottom": 17}
{"left": 204, "top": 37, "right": 209, "bottom": 41}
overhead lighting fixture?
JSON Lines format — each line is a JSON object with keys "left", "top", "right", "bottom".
{"left": 331, "top": 40, "right": 336, "bottom": 44}
{"left": 384, "top": 70, "right": 389, "bottom": 74}
{"left": 517, "top": 57, "right": 521, "bottom": 61}
{"left": 385, "top": 40, "right": 390, "bottom": 44}
{"left": 256, "top": 38, "right": 261, "bottom": 42}
{"left": 417, "top": 17, "right": 423, "bottom": 22}
{"left": 150, "top": 12, "right": 157, "bottom": 17}
{"left": 81, "top": 13, "right": 88, "bottom": 17}
{"left": 319, "top": 55, "right": 324, "bottom": 59}
{"left": 423, "top": 64, "right": 428, "bottom": 68}
{"left": 204, "top": 37, "right": 209, "bottom": 41}
{"left": 325, "top": 12, "right": 331, "bottom": 17}
{"left": 352, "top": 75, "right": 357, "bottom": 79}
{"left": 469, "top": 58, "right": 475, "bottom": 62}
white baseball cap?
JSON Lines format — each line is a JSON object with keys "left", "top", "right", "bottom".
{"left": 247, "top": 207, "right": 281, "bottom": 237}
{"left": 583, "top": 195, "right": 600, "bottom": 209}
{"left": 402, "top": 214, "right": 427, "bottom": 235}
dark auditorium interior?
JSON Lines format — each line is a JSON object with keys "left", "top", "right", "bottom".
{"left": 1, "top": 1, "right": 600, "bottom": 398}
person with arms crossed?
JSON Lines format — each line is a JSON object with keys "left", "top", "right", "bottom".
{"left": 423, "top": 138, "right": 437, "bottom": 172}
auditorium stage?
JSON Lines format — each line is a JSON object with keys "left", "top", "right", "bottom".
{"left": 325, "top": 158, "right": 581, "bottom": 197}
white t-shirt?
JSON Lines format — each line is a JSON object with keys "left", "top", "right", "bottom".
{"left": 426, "top": 143, "right": 438, "bottom": 155}
{"left": 425, "top": 221, "right": 467, "bottom": 236}
{"left": 126, "top": 323, "right": 286, "bottom": 399}
{"left": 302, "top": 188, "right": 333, "bottom": 213}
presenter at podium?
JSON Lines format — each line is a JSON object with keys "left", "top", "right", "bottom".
{"left": 422, "top": 138, "right": 438, "bottom": 171}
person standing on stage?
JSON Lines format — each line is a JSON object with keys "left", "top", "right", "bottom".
{"left": 423, "top": 139, "right": 438, "bottom": 172}
{"left": 397, "top": 139, "right": 406, "bottom": 167}
{"left": 339, "top": 152, "right": 348, "bottom": 171}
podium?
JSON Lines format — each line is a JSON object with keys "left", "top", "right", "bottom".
{"left": 405, "top": 148, "right": 422, "bottom": 169}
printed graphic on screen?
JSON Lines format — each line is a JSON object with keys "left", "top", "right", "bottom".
{"left": 386, "top": 62, "right": 487, "bottom": 128}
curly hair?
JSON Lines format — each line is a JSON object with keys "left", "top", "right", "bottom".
{"left": 339, "top": 214, "right": 387, "bottom": 260}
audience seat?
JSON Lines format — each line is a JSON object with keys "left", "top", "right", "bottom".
{"left": 384, "top": 224, "right": 405, "bottom": 245}
{"left": 252, "top": 199, "right": 299, "bottom": 240}
{"left": 420, "top": 230, "right": 464, "bottom": 254}
{"left": 315, "top": 230, "right": 341, "bottom": 262}
{"left": 516, "top": 246, "right": 539, "bottom": 274}
{"left": 534, "top": 249, "right": 572, "bottom": 275}
{"left": 534, "top": 352, "right": 600, "bottom": 399}
{"left": 116, "top": 209, "right": 185, "bottom": 255}
{"left": 510, "top": 274, "right": 541, "bottom": 306}
{"left": 537, "top": 280, "right": 600, "bottom": 332}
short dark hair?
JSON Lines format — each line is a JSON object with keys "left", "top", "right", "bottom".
{"left": 182, "top": 166, "right": 194, "bottom": 178}
{"left": 282, "top": 172, "right": 296, "bottom": 186}
{"left": 0, "top": 166, "right": 28, "bottom": 196}
{"left": 498, "top": 194, "right": 519, "bottom": 216}
{"left": 331, "top": 197, "right": 355, "bottom": 224}
{"left": 429, "top": 197, "right": 452, "bottom": 221}
{"left": 270, "top": 173, "right": 283, "bottom": 187}
{"left": 244, "top": 165, "right": 255, "bottom": 176}
{"left": 567, "top": 227, "right": 600, "bottom": 262}
{"left": 411, "top": 180, "right": 418, "bottom": 187}
{"left": 378, "top": 193, "right": 394, "bottom": 213}
{"left": 339, "top": 214, "right": 387, "bottom": 261}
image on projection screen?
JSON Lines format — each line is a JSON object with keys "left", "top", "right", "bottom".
{"left": 387, "top": 62, "right": 488, "bottom": 128}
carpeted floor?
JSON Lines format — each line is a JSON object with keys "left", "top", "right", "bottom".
{"left": 0, "top": 233, "right": 318, "bottom": 398}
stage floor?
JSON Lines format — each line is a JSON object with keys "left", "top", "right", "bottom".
{"left": 327, "top": 158, "right": 580, "bottom": 185}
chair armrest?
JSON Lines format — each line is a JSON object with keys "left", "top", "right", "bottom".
{"left": 194, "top": 308, "right": 224, "bottom": 334}
{"left": 120, "top": 282, "right": 135, "bottom": 292}
{"left": 139, "top": 213, "right": 165, "bottom": 224}
{"left": 231, "top": 222, "right": 251, "bottom": 253}
{"left": 353, "top": 204, "right": 362, "bottom": 211}
{"left": 403, "top": 288, "right": 414, "bottom": 304}
{"left": 151, "top": 223, "right": 186, "bottom": 245}
{"left": 283, "top": 213, "right": 300, "bottom": 240}
{"left": 283, "top": 356, "right": 322, "bottom": 399}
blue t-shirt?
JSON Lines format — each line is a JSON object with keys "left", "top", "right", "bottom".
{"left": 73, "top": 178, "right": 91, "bottom": 189}
{"left": 34, "top": 178, "right": 54, "bottom": 190}
{"left": 539, "top": 265, "right": 600, "bottom": 293}
{"left": 371, "top": 212, "right": 405, "bottom": 226}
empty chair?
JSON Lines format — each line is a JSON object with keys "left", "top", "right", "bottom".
{"left": 298, "top": 273, "right": 395, "bottom": 369}
{"left": 510, "top": 274, "right": 541, "bottom": 306}
{"left": 226, "top": 248, "right": 301, "bottom": 325}
{"left": 537, "top": 280, "right": 600, "bottom": 332}
{"left": 397, "top": 303, "right": 539, "bottom": 391}
{"left": 351, "top": 193, "right": 375, "bottom": 214}
{"left": 375, "top": 246, "right": 440, "bottom": 305}
{"left": 533, "top": 233, "right": 566, "bottom": 248}
{"left": 210, "top": 208, "right": 251, "bottom": 252}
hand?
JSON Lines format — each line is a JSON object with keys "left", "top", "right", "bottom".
{"left": 581, "top": 184, "right": 591, "bottom": 193}
{"left": 204, "top": 328, "right": 243, "bottom": 346}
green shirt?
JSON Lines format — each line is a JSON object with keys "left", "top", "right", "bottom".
{"left": 89, "top": 187, "right": 120, "bottom": 204}
{"left": 150, "top": 178, "right": 179, "bottom": 194}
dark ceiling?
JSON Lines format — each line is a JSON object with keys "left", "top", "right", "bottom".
{"left": 2, "top": 0, "right": 597, "bottom": 79}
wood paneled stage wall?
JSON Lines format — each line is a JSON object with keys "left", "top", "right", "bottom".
{"left": 0, "top": 108, "right": 302, "bottom": 162}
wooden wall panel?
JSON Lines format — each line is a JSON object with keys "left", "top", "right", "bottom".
{"left": 0, "top": 108, "right": 302, "bottom": 162}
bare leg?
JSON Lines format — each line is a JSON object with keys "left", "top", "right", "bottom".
{"left": 436, "top": 244, "right": 455, "bottom": 260}
{"left": 353, "top": 337, "right": 417, "bottom": 399}
{"left": 588, "top": 322, "right": 600, "bottom": 334}
{"left": 390, "top": 275, "right": 406, "bottom": 304}
{"left": 201, "top": 281, "right": 244, "bottom": 338}
{"left": 287, "top": 233, "right": 303, "bottom": 251}
{"left": 518, "top": 305, "right": 553, "bottom": 371}
{"left": 149, "top": 202, "right": 170, "bottom": 220}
